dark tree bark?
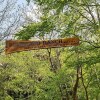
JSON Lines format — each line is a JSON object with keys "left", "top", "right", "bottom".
{"left": 81, "top": 67, "right": 89, "bottom": 100}
{"left": 72, "top": 66, "right": 80, "bottom": 100}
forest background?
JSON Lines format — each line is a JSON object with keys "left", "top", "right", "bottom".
{"left": 0, "top": 0, "right": 100, "bottom": 100}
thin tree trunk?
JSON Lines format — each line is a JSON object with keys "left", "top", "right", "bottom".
{"left": 72, "top": 67, "right": 80, "bottom": 100}
{"left": 47, "top": 49, "right": 53, "bottom": 68}
{"left": 55, "top": 48, "right": 61, "bottom": 69}
{"left": 81, "top": 67, "right": 89, "bottom": 100}
{"left": 47, "top": 48, "right": 61, "bottom": 73}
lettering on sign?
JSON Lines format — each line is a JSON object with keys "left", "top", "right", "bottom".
{"left": 5, "top": 37, "right": 79, "bottom": 54}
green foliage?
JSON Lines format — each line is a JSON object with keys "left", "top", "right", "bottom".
{"left": 0, "top": 46, "right": 100, "bottom": 99}
{"left": 0, "top": 0, "right": 100, "bottom": 99}
{"left": 16, "top": 23, "right": 41, "bottom": 40}
{"left": 15, "top": 16, "right": 55, "bottom": 40}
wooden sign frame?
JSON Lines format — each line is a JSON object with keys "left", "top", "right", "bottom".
{"left": 5, "top": 37, "right": 79, "bottom": 54}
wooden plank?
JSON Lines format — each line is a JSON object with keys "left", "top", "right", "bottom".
{"left": 5, "top": 37, "right": 79, "bottom": 54}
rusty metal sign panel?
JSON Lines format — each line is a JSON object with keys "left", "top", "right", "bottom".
{"left": 5, "top": 37, "right": 79, "bottom": 54}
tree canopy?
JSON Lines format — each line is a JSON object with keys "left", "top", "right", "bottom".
{"left": 0, "top": 0, "right": 100, "bottom": 100}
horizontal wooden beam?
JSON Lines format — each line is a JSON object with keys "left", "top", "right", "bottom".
{"left": 5, "top": 37, "right": 79, "bottom": 54}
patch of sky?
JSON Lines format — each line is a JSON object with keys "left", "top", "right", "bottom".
{"left": 17, "top": 0, "right": 27, "bottom": 5}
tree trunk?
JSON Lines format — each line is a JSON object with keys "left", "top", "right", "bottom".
{"left": 72, "top": 66, "right": 81, "bottom": 100}
{"left": 81, "top": 67, "right": 89, "bottom": 100}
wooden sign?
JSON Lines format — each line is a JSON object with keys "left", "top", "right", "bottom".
{"left": 5, "top": 37, "right": 79, "bottom": 54}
